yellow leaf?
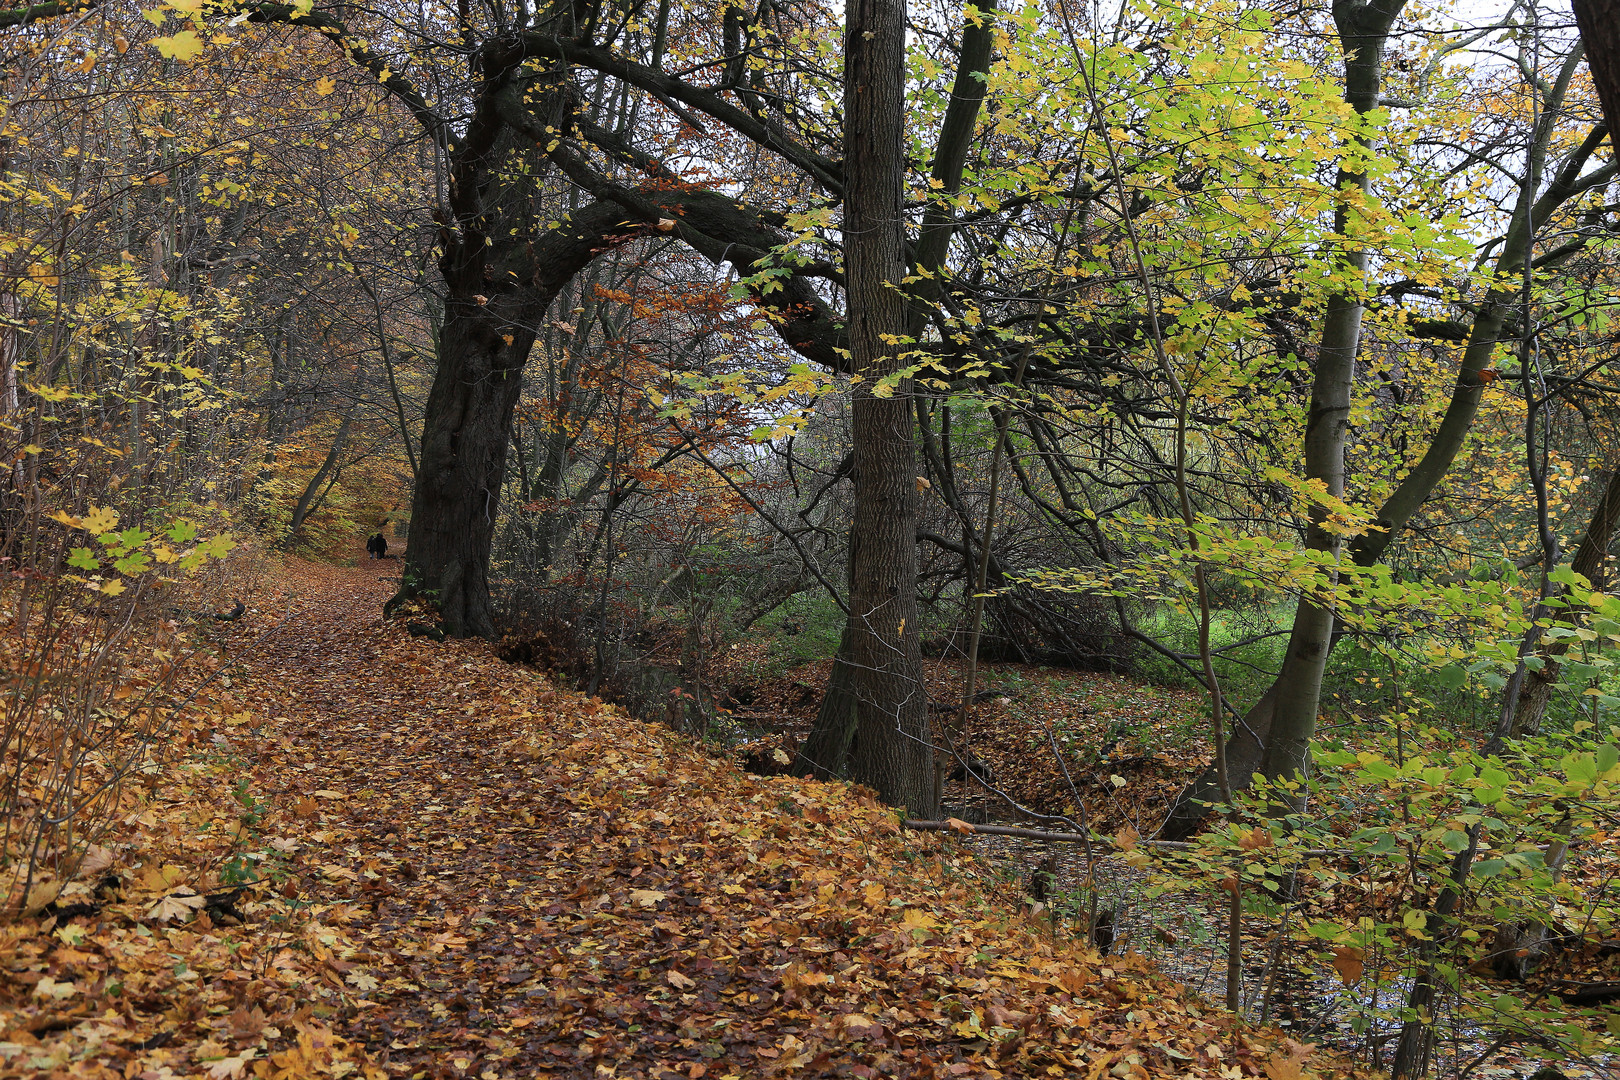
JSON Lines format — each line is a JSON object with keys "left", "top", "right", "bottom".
{"left": 899, "top": 908, "right": 936, "bottom": 932}
{"left": 82, "top": 505, "right": 118, "bottom": 533}
{"left": 153, "top": 30, "right": 204, "bottom": 62}
{"left": 77, "top": 50, "right": 97, "bottom": 73}
{"left": 49, "top": 510, "right": 82, "bottom": 528}
{"left": 629, "top": 889, "right": 668, "bottom": 908}
{"left": 33, "top": 976, "right": 77, "bottom": 1001}
{"left": 1263, "top": 1039, "right": 1318, "bottom": 1080}
{"left": 316, "top": 77, "right": 336, "bottom": 96}
{"left": 99, "top": 579, "right": 127, "bottom": 596}
{"left": 23, "top": 879, "right": 59, "bottom": 915}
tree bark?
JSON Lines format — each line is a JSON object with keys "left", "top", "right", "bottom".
{"left": 796, "top": 650, "right": 861, "bottom": 780}
{"left": 1500, "top": 467, "right": 1620, "bottom": 737}
{"left": 1572, "top": 0, "right": 1620, "bottom": 133}
{"left": 400, "top": 298, "right": 534, "bottom": 637}
{"left": 839, "top": 0, "right": 937, "bottom": 815}
{"left": 798, "top": 3, "right": 997, "bottom": 793}
{"left": 1255, "top": 0, "right": 1407, "bottom": 794}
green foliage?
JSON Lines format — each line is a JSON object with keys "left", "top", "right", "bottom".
{"left": 739, "top": 592, "right": 846, "bottom": 680}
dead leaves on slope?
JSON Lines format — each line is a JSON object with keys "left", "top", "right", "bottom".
{"left": 3, "top": 561, "right": 1354, "bottom": 1079}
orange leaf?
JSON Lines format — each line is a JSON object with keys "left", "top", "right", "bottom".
{"left": 1331, "top": 946, "right": 1364, "bottom": 985}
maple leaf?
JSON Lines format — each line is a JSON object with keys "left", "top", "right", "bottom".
{"left": 75, "top": 844, "right": 115, "bottom": 877}
{"left": 346, "top": 970, "right": 380, "bottom": 994}
{"left": 630, "top": 889, "right": 668, "bottom": 908}
{"left": 1330, "top": 946, "right": 1364, "bottom": 985}
{"left": 153, "top": 30, "right": 206, "bottom": 61}
{"left": 316, "top": 77, "right": 336, "bottom": 96}
{"left": 33, "top": 975, "right": 77, "bottom": 1000}
{"left": 81, "top": 505, "right": 119, "bottom": 533}
{"left": 139, "top": 863, "right": 188, "bottom": 892}
{"left": 667, "top": 969, "right": 696, "bottom": 989}
{"left": 227, "top": 1005, "right": 270, "bottom": 1046}
{"left": 207, "top": 1053, "right": 256, "bottom": 1080}
{"left": 148, "top": 887, "right": 208, "bottom": 922}
{"left": 1263, "top": 1039, "right": 1318, "bottom": 1080}
{"left": 900, "top": 908, "right": 937, "bottom": 933}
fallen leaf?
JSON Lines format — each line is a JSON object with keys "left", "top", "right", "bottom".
{"left": 148, "top": 888, "right": 208, "bottom": 922}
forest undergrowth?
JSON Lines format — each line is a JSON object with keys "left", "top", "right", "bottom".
{"left": 0, "top": 560, "right": 1348, "bottom": 1080}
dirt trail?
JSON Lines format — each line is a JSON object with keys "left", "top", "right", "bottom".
{"left": 6, "top": 559, "right": 1337, "bottom": 1079}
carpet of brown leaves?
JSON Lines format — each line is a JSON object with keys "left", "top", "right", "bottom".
{"left": 2, "top": 560, "right": 1357, "bottom": 1079}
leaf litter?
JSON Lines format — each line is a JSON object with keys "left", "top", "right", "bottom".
{"left": 0, "top": 560, "right": 1361, "bottom": 1079}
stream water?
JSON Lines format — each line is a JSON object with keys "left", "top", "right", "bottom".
{"left": 951, "top": 812, "right": 1618, "bottom": 1079}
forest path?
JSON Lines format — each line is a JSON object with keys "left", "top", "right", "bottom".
{"left": 217, "top": 560, "right": 1306, "bottom": 1079}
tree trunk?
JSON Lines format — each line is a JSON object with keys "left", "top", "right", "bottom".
{"left": 1571, "top": 0, "right": 1620, "bottom": 133}
{"left": 284, "top": 404, "right": 356, "bottom": 547}
{"left": 397, "top": 299, "right": 533, "bottom": 638}
{"left": 0, "top": 286, "right": 20, "bottom": 491}
{"left": 798, "top": 3, "right": 996, "bottom": 794}
{"left": 1163, "top": 66, "right": 1612, "bottom": 840}
{"left": 797, "top": 645, "right": 861, "bottom": 780}
{"left": 838, "top": 0, "right": 937, "bottom": 815}
{"left": 1255, "top": 0, "right": 1404, "bottom": 794}
{"left": 1501, "top": 467, "right": 1620, "bottom": 737}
